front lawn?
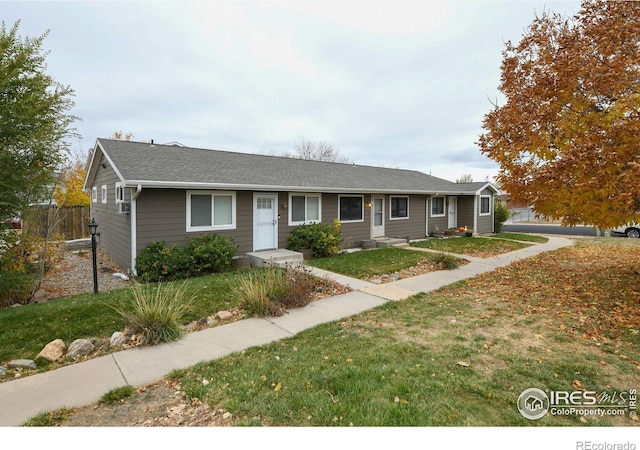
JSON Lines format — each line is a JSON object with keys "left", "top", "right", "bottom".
{"left": 410, "top": 236, "right": 533, "bottom": 257}
{"left": 490, "top": 232, "right": 549, "bottom": 243}
{"left": 306, "top": 247, "right": 464, "bottom": 279}
{"left": 166, "top": 238, "right": 639, "bottom": 426}
{"left": 0, "top": 273, "right": 244, "bottom": 371}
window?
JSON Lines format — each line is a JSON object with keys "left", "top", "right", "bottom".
{"left": 186, "top": 191, "right": 236, "bottom": 232}
{"left": 289, "top": 193, "right": 321, "bottom": 225}
{"left": 480, "top": 195, "right": 491, "bottom": 215}
{"left": 91, "top": 186, "right": 97, "bottom": 203}
{"left": 115, "top": 183, "right": 125, "bottom": 204}
{"left": 390, "top": 196, "right": 409, "bottom": 219}
{"left": 339, "top": 196, "right": 363, "bottom": 222}
{"left": 431, "top": 197, "right": 445, "bottom": 217}
{"left": 101, "top": 185, "right": 107, "bottom": 204}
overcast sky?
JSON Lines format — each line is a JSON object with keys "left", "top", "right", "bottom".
{"left": 4, "top": 0, "right": 581, "bottom": 183}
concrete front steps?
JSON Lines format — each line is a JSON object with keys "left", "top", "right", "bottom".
{"left": 372, "top": 238, "right": 409, "bottom": 248}
{"left": 247, "top": 249, "right": 304, "bottom": 267}
{"left": 248, "top": 238, "right": 409, "bottom": 267}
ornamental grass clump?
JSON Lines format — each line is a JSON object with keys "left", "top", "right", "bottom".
{"left": 232, "top": 267, "right": 284, "bottom": 316}
{"left": 232, "top": 265, "right": 320, "bottom": 317}
{"left": 113, "top": 281, "right": 195, "bottom": 345}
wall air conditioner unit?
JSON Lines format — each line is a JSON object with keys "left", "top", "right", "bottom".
{"left": 118, "top": 202, "right": 131, "bottom": 214}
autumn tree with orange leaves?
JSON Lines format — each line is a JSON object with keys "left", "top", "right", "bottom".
{"left": 478, "top": 1, "right": 640, "bottom": 229}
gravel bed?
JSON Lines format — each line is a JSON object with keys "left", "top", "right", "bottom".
{"left": 41, "top": 248, "right": 132, "bottom": 299}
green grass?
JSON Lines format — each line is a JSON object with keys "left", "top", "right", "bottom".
{"left": 490, "top": 233, "right": 549, "bottom": 243}
{"left": 17, "top": 239, "right": 640, "bottom": 426}
{"left": 100, "top": 385, "right": 135, "bottom": 405}
{"left": 23, "top": 408, "right": 74, "bottom": 426}
{"left": 306, "top": 247, "right": 463, "bottom": 279}
{"left": 0, "top": 270, "right": 251, "bottom": 369}
{"left": 410, "top": 237, "right": 532, "bottom": 257}
{"left": 171, "top": 289, "right": 636, "bottom": 426}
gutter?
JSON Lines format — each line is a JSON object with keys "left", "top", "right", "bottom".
{"left": 130, "top": 185, "right": 142, "bottom": 275}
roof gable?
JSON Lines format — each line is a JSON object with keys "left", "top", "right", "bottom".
{"left": 87, "top": 138, "right": 471, "bottom": 195}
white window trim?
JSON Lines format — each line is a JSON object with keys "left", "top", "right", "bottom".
{"left": 115, "top": 182, "right": 125, "bottom": 204}
{"left": 431, "top": 196, "right": 446, "bottom": 218}
{"left": 101, "top": 185, "right": 108, "bottom": 204}
{"left": 91, "top": 186, "right": 97, "bottom": 203}
{"left": 390, "top": 195, "right": 409, "bottom": 220}
{"left": 288, "top": 193, "right": 322, "bottom": 226}
{"left": 480, "top": 195, "right": 491, "bottom": 216}
{"left": 339, "top": 195, "right": 364, "bottom": 223}
{"left": 186, "top": 190, "right": 236, "bottom": 232}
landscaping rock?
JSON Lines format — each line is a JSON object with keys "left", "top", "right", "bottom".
{"left": 8, "top": 359, "right": 37, "bottom": 370}
{"left": 30, "top": 289, "right": 48, "bottom": 304}
{"left": 215, "top": 311, "right": 233, "bottom": 321}
{"left": 37, "top": 339, "right": 67, "bottom": 361}
{"left": 67, "top": 339, "right": 95, "bottom": 358}
{"left": 110, "top": 332, "right": 126, "bottom": 347}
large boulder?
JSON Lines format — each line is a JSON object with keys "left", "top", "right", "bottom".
{"left": 7, "top": 359, "right": 37, "bottom": 370}
{"left": 37, "top": 339, "right": 67, "bottom": 361}
{"left": 110, "top": 332, "right": 126, "bottom": 347}
{"left": 66, "top": 339, "right": 95, "bottom": 358}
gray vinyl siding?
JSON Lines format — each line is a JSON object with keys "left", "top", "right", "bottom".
{"left": 428, "top": 197, "right": 448, "bottom": 234}
{"left": 457, "top": 196, "right": 475, "bottom": 230}
{"left": 89, "top": 155, "right": 131, "bottom": 270}
{"left": 476, "top": 188, "right": 494, "bottom": 234}
{"left": 385, "top": 195, "right": 428, "bottom": 240}
{"left": 118, "top": 188, "right": 495, "bottom": 272}
{"left": 135, "top": 189, "right": 254, "bottom": 257}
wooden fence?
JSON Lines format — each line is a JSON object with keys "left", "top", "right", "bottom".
{"left": 24, "top": 205, "right": 91, "bottom": 240}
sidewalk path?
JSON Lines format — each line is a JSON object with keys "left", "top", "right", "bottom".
{"left": 0, "top": 236, "right": 572, "bottom": 426}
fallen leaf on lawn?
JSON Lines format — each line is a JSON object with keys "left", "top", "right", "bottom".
{"left": 456, "top": 361, "right": 470, "bottom": 367}
{"left": 346, "top": 358, "right": 353, "bottom": 363}
{"left": 274, "top": 382, "right": 282, "bottom": 391}
{"left": 534, "top": 334, "right": 544, "bottom": 339}
{"left": 573, "top": 380, "right": 584, "bottom": 391}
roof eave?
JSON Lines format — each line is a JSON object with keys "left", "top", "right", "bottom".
{"left": 123, "top": 180, "right": 445, "bottom": 195}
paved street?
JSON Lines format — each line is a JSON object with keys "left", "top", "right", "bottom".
{"left": 502, "top": 224, "right": 624, "bottom": 237}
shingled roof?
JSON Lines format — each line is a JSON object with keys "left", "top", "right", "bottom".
{"left": 86, "top": 139, "right": 493, "bottom": 195}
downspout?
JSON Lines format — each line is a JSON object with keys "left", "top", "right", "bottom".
{"left": 130, "top": 185, "right": 142, "bottom": 275}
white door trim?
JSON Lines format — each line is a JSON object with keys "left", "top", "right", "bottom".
{"left": 447, "top": 197, "right": 458, "bottom": 229}
{"left": 371, "top": 195, "right": 385, "bottom": 238}
{"left": 253, "top": 193, "right": 278, "bottom": 251}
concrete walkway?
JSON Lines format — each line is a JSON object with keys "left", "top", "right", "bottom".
{"left": 0, "top": 235, "right": 572, "bottom": 426}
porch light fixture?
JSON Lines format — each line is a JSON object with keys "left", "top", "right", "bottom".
{"left": 88, "top": 219, "right": 99, "bottom": 294}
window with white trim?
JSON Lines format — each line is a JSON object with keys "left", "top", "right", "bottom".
{"left": 186, "top": 191, "right": 236, "bottom": 232}
{"left": 91, "top": 186, "right": 97, "bottom": 203}
{"left": 390, "top": 196, "right": 409, "bottom": 219}
{"left": 101, "top": 185, "right": 107, "bottom": 204}
{"left": 480, "top": 195, "right": 491, "bottom": 215}
{"left": 115, "top": 183, "right": 125, "bottom": 204}
{"left": 289, "top": 193, "right": 321, "bottom": 225}
{"left": 431, "top": 197, "right": 445, "bottom": 217}
{"left": 339, "top": 195, "right": 364, "bottom": 222}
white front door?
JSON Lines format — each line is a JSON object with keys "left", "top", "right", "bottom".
{"left": 371, "top": 196, "right": 385, "bottom": 238}
{"left": 448, "top": 197, "right": 457, "bottom": 229}
{"left": 254, "top": 193, "right": 278, "bottom": 251}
